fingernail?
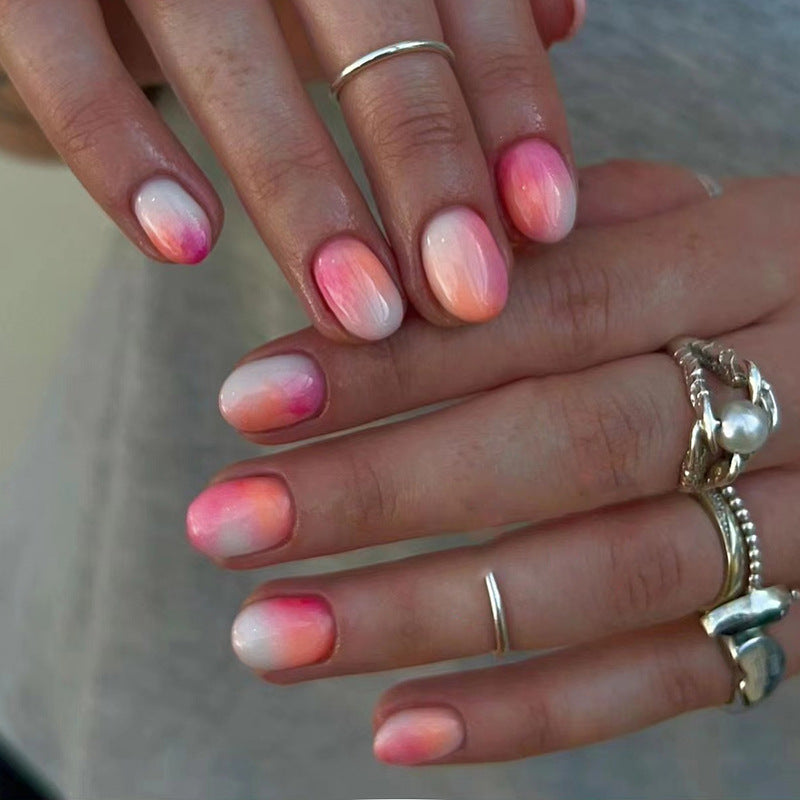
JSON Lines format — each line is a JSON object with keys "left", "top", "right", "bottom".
{"left": 374, "top": 707, "right": 465, "bottom": 766}
{"left": 219, "top": 354, "right": 325, "bottom": 433}
{"left": 422, "top": 207, "right": 509, "bottom": 323}
{"left": 231, "top": 596, "right": 335, "bottom": 671}
{"left": 497, "top": 139, "right": 576, "bottom": 243}
{"left": 133, "top": 177, "right": 212, "bottom": 264}
{"left": 314, "top": 238, "right": 404, "bottom": 341}
{"left": 186, "top": 477, "right": 293, "bottom": 559}
{"left": 567, "top": 0, "right": 587, "bottom": 40}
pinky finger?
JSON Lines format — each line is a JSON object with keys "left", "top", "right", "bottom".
{"left": 0, "top": 0, "right": 221, "bottom": 264}
{"left": 373, "top": 612, "right": 800, "bottom": 765}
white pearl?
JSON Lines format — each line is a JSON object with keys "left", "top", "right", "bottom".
{"left": 716, "top": 399, "right": 771, "bottom": 454}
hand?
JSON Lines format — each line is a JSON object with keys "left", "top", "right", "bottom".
{"left": 0, "top": 0, "right": 582, "bottom": 342}
{"left": 187, "top": 161, "right": 800, "bottom": 764}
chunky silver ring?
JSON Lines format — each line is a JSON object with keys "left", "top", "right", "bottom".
{"left": 330, "top": 40, "right": 456, "bottom": 100}
{"left": 669, "top": 337, "right": 778, "bottom": 492}
{"left": 694, "top": 172, "right": 724, "bottom": 199}
{"left": 702, "top": 586, "right": 795, "bottom": 707}
{"left": 484, "top": 572, "right": 510, "bottom": 657}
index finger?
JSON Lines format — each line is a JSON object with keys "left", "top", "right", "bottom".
{"left": 217, "top": 175, "right": 798, "bottom": 440}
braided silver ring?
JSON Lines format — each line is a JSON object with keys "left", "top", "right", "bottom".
{"left": 669, "top": 337, "right": 778, "bottom": 492}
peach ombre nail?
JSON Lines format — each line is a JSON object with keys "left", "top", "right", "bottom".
{"left": 422, "top": 207, "right": 509, "bottom": 323}
{"left": 231, "top": 597, "right": 335, "bottom": 671}
{"left": 374, "top": 707, "right": 465, "bottom": 766}
{"left": 314, "top": 238, "right": 404, "bottom": 341}
{"left": 133, "top": 177, "right": 212, "bottom": 264}
{"left": 219, "top": 354, "right": 325, "bottom": 433}
{"left": 186, "top": 477, "right": 293, "bottom": 559}
{"left": 497, "top": 139, "right": 576, "bottom": 244}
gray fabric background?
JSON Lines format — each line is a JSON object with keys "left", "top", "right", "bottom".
{"left": 1, "top": 1, "right": 798, "bottom": 798}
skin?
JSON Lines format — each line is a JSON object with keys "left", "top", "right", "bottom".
{"left": 0, "top": 0, "right": 580, "bottom": 340}
{"left": 190, "top": 164, "right": 800, "bottom": 763}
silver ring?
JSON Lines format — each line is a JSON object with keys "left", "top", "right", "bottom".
{"left": 701, "top": 586, "right": 795, "bottom": 707}
{"left": 693, "top": 489, "right": 748, "bottom": 609}
{"left": 330, "top": 40, "right": 456, "bottom": 100}
{"left": 484, "top": 572, "right": 510, "bottom": 657}
{"left": 669, "top": 337, "right": 778, "bottom": 492}
{"left": 695, "top": 172, "right": 724, "bottom": 199}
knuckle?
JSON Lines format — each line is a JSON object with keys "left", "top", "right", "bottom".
{"left": 243, "top": 137, "right": 335, "bottom": 204}
{"left": 339, "top": 449, "right": 398, "bottom": 533}
{"left": 517, "top": 692, "right": 563, "bottom": 756}
{"left": 605, "top": 525, "right": 685, "bottom": 622}
{"left": 651, "top": 646, "right": 708, "bottom": 713}
{"left": 361, "top": 86, "right": 469, "bottom": 168}
{"left": 472, "top": 44, "right": 544, "bottom": 104}
{"left": 536, "top": 249, "right": 616, "bottom": 361}
{"left": 550, "top": 379, "right": 665, "bottom": 499}
{"left": 49, "top": 84, "right": 127, "bottom": 160}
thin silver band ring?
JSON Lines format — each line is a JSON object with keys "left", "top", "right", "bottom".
{"left": 330, "top": 40, "right": 456, "bottom": 100}
{"left": 695, "top": 172, "right": 724, "bottom": 199}
{"left": 485, "top": 572, "right": 510, "bottom": 657}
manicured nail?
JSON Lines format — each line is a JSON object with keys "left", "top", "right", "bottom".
{"left": 314, "top": 238, "right": 404, "bottom": 341}
{"left": 374, "top": 707, "right": 465, "bottom": 766}
{"left": 567, "top": 0, "right": 587, "bottom": 40}
{"left": 231, "top": 597, "right": 335, "bottom": 671}
{"left": 133, "top": 177, "right": 212, "bottom": 264}
{"left": 497, "top": 139, "right": 576, "bottom": 243}
{"left": 422, "top": 207, "right": 509, "bottom": 323}
{"left": 219, "top": 354, "right": 325, "bottom": 433}
{"left": 186, "top": 477, "right": 293, "bottom": 559}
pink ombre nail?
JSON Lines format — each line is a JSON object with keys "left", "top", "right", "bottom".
{"left": 133, "top": 177, "right": 212, "bottom": 264}
{"left": 497, "top": 139, "right": 576, "bottom": 244}
{"left": 422, "top": 207, "right": 508, "bottom": 323}
{"left": 219, "top": 354, "right": 325, "bottom": 433}
{"left": 231, "top": 596, "right": 335, "bottom": 671}
{"left": 566, "top": 0, "right": 587, "bottom": 40}
{"left": 374, "top": 707, "right": 465, "bottom": 765}
{"left": 314, "top": 238, "right": 404, "bottom": 341}
{"left": 186, "top": 477, "right": 293, "bottom": 559}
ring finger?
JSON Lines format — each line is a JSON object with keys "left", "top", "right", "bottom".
{"left": 228, "top": 468, "right": 800, "bottom": 679}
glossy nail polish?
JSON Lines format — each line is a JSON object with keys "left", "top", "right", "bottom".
{"left": 422, "top": 207, "right": 509, "bottom": 323}
{"left": 186, "top": 477, "right": 293, "bottom": 559}
{"left": 314, "top": 238, "right": 404, "bottom": 340}
{"left": 497, "top": 139, "right": 576, "bottom": 244}
{"left": 374, "top": 707, "right": 465, "bottom": 765}
{"left": 231, "top": 597, "right": 335, "bottom": 671}
{"left": 219, "top": 354, "right": 325, "bottom": 433}
{"left": 133, "top": 177, "right": 212, "bottom": 264}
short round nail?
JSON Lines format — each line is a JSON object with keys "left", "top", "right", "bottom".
{"left": 374, "top": 707, "right": 465, "bottom": 766}
{"left": 497, "top": 139, "right": 576, "bottom": 243}
{"left": 314, "top": 238, "right": 404, "bottom": 341}
{"left": 133, "top": 177, "right": 212, "bottom": 264}
{"left": 567, "top": 0, "right": 587, "bottom": 40}
{"left": 186, "top": 477, "right": 293, "bottom": 559}
{"left": 219, "top": 354, "right": 326, "bottom": 433}
{"left": 422, "top": 207, "right": 509, "bottom": 323}
{"left": 231, "top": 597, "right": 335, "bottom": 672}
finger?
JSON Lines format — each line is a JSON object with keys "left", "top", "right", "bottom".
{"left": 371, "top": 612, "right": 800, "bottom": 765}
{"left": 292, "top": 0, "right": 512, "bottom": 326}
{"left": 436, "top": 0, "right": 578, "bottom": 244}
{"left": 0, "top": 0, "right": 221, "bottom": 264}
{"left": 217, "top": 177, "right": 798, "bottom": 439}
{"left": 576, "top": 160, "right": 724, "bottom": 227}
{"left": 192, "top": 320, "right": 799, "bottom": 567}
{"left": 125, "top": 0, "right": 405, "bottom": 343}
{"left": 225, "top": 468, "right": 800, "bottom": 678}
